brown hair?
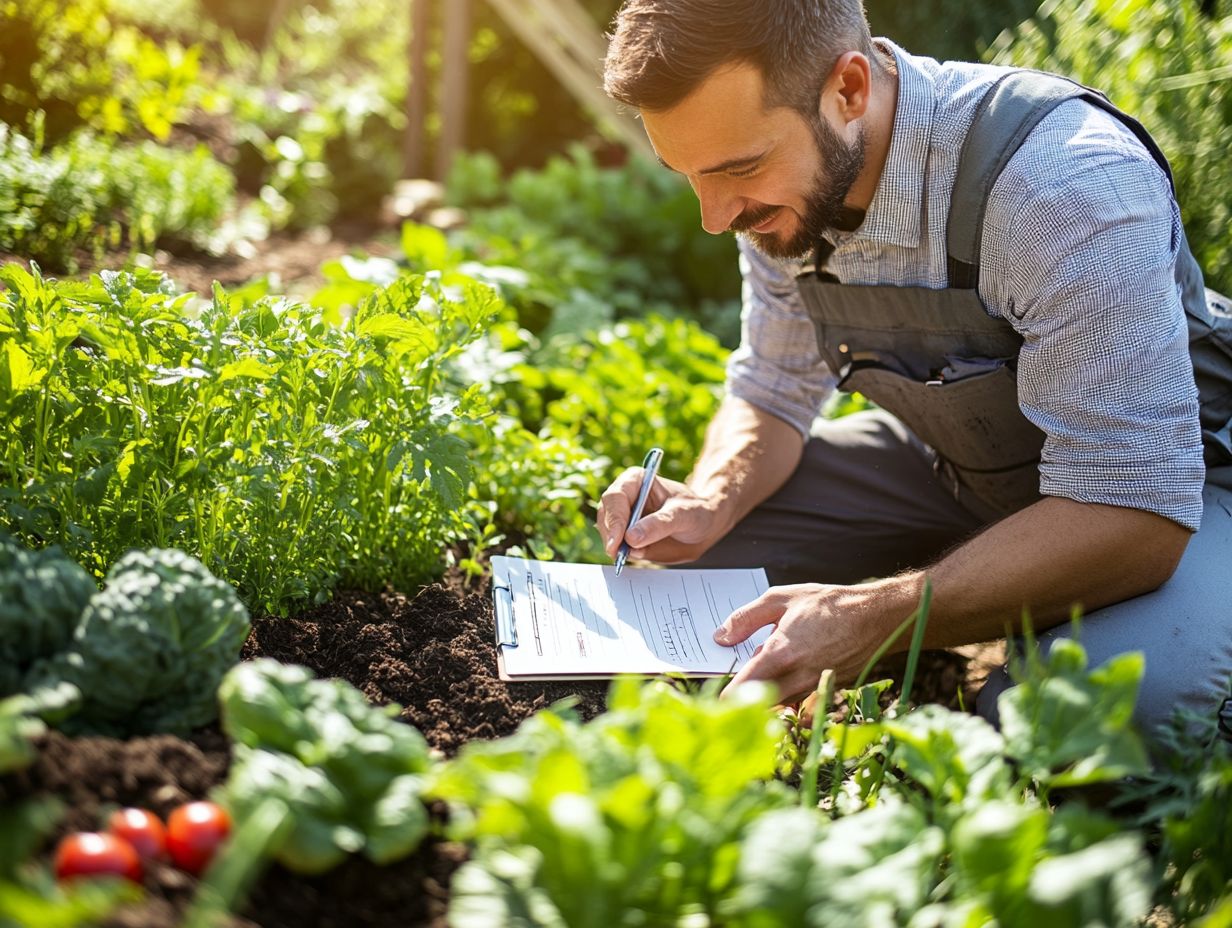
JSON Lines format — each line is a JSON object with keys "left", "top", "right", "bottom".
{"left": 604, "top": 0, "right": 874, "bottom": 117}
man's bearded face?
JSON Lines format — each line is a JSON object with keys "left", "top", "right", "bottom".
{"left": 731, "top": 114, "right": 866, "bottom": 260}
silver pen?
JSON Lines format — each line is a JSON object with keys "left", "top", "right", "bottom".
{"left": 614, "top": 447, "right": 664, "bottom": 576}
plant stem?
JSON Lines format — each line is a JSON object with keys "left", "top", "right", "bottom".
{"left": 801, "top": 669, "right": 835, "bottom": 808}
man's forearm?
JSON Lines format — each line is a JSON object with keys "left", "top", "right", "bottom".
{"left": 877, "top": 496, "right": 1192, "bottom": 652}
{"left": 688, "top": 396, "right": 805, "bottom": 539}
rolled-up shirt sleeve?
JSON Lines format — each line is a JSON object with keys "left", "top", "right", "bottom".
{"left": 726, "top": 238, "right": 838, "bottom": 438}
{"left": 982, "top": 105, "right": 1205, "bottom": 530}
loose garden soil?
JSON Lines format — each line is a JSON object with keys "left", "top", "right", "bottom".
{"left": 1, "top": 562, "right": 1001, "bottom": 927}
{"left": 0, "top": 218, "right": 400, "bottom": 301}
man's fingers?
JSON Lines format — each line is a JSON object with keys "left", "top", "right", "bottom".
{"left": 598, "top": 467, "right": 648, "bottom": 554}
{"left": 721, "top": 639, "right": 815, "bottom": 705}
{"left": 713, "top": 588, "right": 788, "bottom": 645}
{"left": 722, "top": 639, "right": 793, "bottom": 698}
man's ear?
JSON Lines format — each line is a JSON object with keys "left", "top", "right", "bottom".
{"left": 819, "top": 50, "right": 872, "bottom": 126}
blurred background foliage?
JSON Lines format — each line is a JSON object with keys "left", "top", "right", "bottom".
{"left": 989, "top": 0, "right": 1232, "bottom": 295}
{"left": 4, "top": 0, "right": 1230, "bottom": 283}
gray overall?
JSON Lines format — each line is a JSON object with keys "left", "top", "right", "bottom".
{"left": 698, "top": 72, "right": 1232, "bottom": 738}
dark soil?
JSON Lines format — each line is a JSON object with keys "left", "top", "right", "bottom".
{"left": 1, "top": 566, "right": 998, "bottom": 927}
{"left": 149, "top": 220, "right": 400, "bottom": 298}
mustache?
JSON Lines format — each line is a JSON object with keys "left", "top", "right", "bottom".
{"left": 727, "top": 204, "right": 779, "bottom": 233}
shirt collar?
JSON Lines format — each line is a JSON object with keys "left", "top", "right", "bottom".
{"left": 850, "top": 39, "right": 937, "bottom": 251}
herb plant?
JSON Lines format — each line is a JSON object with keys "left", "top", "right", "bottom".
{"left": 1, "top": 262, "right": 497, "bottom": 613}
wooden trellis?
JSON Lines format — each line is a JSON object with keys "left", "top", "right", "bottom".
{"left": 402, "top": 0, "right": 655, "bottom": 179}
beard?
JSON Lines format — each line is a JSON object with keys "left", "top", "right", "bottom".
{"left": 733, "top": 114, "right": 867, "bottom": 260}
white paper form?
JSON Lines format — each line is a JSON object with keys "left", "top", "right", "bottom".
{"left": 491, "top": 555, "right": 773, "bottom": 678}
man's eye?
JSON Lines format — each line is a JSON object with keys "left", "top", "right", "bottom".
{"left": 728, "top": 166, "right": 758, "bottom": 178}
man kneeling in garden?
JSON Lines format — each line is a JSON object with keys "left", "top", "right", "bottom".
{"left": 596, "top": 0, "right": 1232, "bottom": 739}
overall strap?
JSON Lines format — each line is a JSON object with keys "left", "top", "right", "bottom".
{"left": 946, "top": 70, "right": 1177, "bottom": 289}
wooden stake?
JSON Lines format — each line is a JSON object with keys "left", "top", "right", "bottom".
{"left": 436, "top": 0, "right": 471, "bottom": 181}
{"left": 403, "top": 0, "right": 431, "bottom": 178}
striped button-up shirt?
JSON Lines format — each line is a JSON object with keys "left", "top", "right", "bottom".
{"left": 728, "top": 40, "right": 1205, "bottom": 530}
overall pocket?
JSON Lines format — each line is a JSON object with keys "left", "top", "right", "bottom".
{"left": 841, "top": 360, "right": 1046, "bottom": 521}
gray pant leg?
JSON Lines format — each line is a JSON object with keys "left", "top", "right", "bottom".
{"left": 689, "top": 410, "right": 985, "bottom": 584}
{"left": 977, "top": 484, "right": 1232, "bottom": 739}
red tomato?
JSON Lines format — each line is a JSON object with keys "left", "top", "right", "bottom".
{"left": 166, "top": 801, "right": 231, "bottom": 875}
{"left": 107, "top": 808, "right": 166, "bottom": 860}
{"left": 54, "top": 832, "right": 143, "bottom": 883}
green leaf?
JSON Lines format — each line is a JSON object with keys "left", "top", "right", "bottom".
{"left": 423, "top": 432, "right": 471, "bottom": 510}
{"left": 400, "top": 223, "right": 451, "bottom": 271}
{"left": 999, "top": 641, "right": 1149, "bottom": 787}
{"left": 217, "top": 357, "right": 275, "bottom": 383}
{"left": 364, "top": 775, "right": 430, "bottom": 865}
{"left": 1027, "top": 833, "right": 1152, "bottom": 924}
{"left": 448, "top": 847, "right": 567, "bottom": 928}
{"left": 1, "top": 341, "right": 42, "bottom": 393}
{"left": 883, "top": 704, "right": 1010, "bottom": 804}
{"left": 951, "top": 800, "right": 1049, "bottom": 898}
{"left": 357, "top": 312, "right": 426, "bottom": 342}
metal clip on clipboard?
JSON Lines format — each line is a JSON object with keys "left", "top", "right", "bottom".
{"left": 492, "top": 582, "right": 518, "bottom": 648}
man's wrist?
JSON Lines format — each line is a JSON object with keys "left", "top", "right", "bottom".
{"left": 864, "top": 571, "right": 931, "bottom": 656}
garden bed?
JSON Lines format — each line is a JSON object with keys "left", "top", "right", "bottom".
{"left": 1, "top": 571, "right": 610, "bottom": 928}
{"left": 2, "top": 564, "right": 994, "bottom": 927}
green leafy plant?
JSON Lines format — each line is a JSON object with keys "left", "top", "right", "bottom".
{"left": 536, "top": 315, "right": 728, "bottom": 488}
{"left": 0, "top": 262, "right": 497, "bottom": 613}
{"left": 0, "top": 536, "right": 96, "bottom": 698}
{"left": 214, "top": 659, "right": 433, "bottom": 875}
{"left": 0, "top": 537, "right": 249, "bottom": 738}
{"left": 313, "top": 233, "right": 732, "bottom": 564}
{"left": 447, "top": 147, "right": 744, "bottom": 346}
{"left": 433, "top": 678, "right": 792, "bottom": 927}
{"left": 22, "top": 547, "right": 250, "bottom": 737}
{"left": 0, "top": 120, "right": 234, "bottom": 272}
{"left": 0, "top": 0, "right": 201, "bottom": 144}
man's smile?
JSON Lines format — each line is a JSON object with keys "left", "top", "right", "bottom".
{"left": 750, "top": 208, "right": 783, "bottom": 233}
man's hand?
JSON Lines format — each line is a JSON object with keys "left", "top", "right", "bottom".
{"left": 596, "top": 397, "right": 807, "bottom": 567}
{"left": 715, "top": 580, "right": 915, "bottom": 703}
{"left": 598, "top": 470, "right": 725, "bottom": 565}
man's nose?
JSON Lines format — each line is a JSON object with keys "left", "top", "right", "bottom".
{"left": 693, "top": 176, "right": 742, "bottom": 235}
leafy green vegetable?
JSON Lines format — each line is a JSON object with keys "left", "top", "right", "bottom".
{"left": 215, "top": 660, "right": 433, "bottom": 874}
{"left": 998, "top": 637, "right": 1150, "bottom": 789}
{"left": 446, "top": 146, "right": 743, "bottom": 345}
{"left": 0, "top": 120, "right": 234, "bottom": 273}
{"left": 730, "top": 800, "right": 945, "bottom": 928}
{"left": 432, "top": 678, "right": 791, "bottom": 927}
{"left": 0, "top": 537, "right": 96, "bottom": 698}
{"left": 26, "top": 547, "right": 250, "bottom": 737}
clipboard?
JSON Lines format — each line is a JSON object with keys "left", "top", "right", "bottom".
{"left": 490, "top": 555, "right": 771, "bottom": 682}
